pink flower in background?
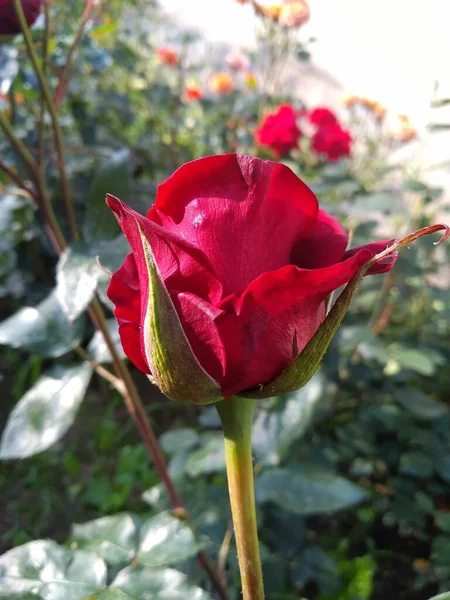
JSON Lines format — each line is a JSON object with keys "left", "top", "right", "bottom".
{"left": 279, "top": 0, "right": 310, "bottom": 28}
{"left": 225, "top": 51, "right": 250, "bottom": 71}
{"left": 255, "top": 104, "right": 302, "bottom": 156}
{"left": 0, "top": 0, "right": 42, "bottom": 34}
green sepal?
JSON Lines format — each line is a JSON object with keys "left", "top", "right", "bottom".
{"left": 238, "top": 224, "right": 449, "bottom": 400}
{"left": 138, "top": 223, "right": 223, "bottom": 405}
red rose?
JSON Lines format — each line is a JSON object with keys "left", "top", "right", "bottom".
{"left": 0, "top": 0, "right": 42, "bottom": 34}
{"left": 309, "top": 107, "right": 339, "bottom": 127}
{"left": 107, "top": 154, "right": 397, "bottom": 398}
{"left": 255, "top": 104, "right": 301, "bottom": 156}
{"left": 311, "top": 123, "right": 352, "bottom": 161}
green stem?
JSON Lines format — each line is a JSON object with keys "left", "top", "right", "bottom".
{"left": 13, "top": 0, "right": 80, "bottom": 241}
{"left": 0, "top": 111, "right": 66, "bottom": 251}
{"left": 217, "top": 397, "right": 264, "bottom": 600}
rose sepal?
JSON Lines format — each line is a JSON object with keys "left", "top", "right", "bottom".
{"left": 134, "top": 219, "right": 223, "bottom": 405}
{"left": 238, "top": 224, "right": 449, "bottom": 399}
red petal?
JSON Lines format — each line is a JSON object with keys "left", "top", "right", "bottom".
{"left": 106, "top": 195, "right": 222, "bottom": 304}
{"left": 344, "top": 239, "right": 398, "bottom": 275}
{"left": 107, "top": 253, "right": 149, "bottom": 373}
{"left": 148, "top": 154, "right": 318, "bottom": 296}
{"left": 216, "top": 248, "right": 378, "bottom": 396}
{"left": 291, "top": 209, "right": 348, "bottom": 268}
{"left": 172, "top": 293, "right": 226, "bottom": 383}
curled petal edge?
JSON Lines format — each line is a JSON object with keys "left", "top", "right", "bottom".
{"left": 238, "top": 223, "right": 449, "bottom": 399}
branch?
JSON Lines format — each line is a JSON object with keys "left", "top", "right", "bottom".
{"left": 54, "top": 0, "right": 96, "bottom": 111}
{"left": 13, "top": 0, "right": 80, "bottom": 241}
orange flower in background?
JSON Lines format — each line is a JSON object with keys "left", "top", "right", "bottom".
{"left": 393, "top": 114, "right": 417, "bottom": 143}
{"left": 279, "top": 0, "right": 310, "bottom": 28}
{"left": 342, "top": 94, "right": 362, "bottom": 107}
{"left": 184, "top": 84, "right": 203, "bottom": 102}
{"left": 156, "top": 46, "right": 179, "bottom": 66}
{"left": 235, "top": 0, "right": 250, "bottom": 3}
{"left": 245, "top": 72, "right": 258, "bottom": 89}
{"left": 208, "top": 72, "right": 234, "bottom": 95}
{"left": 253, "top": 1, "right": 282, "bottom": 19}
{"left": 372, "top": 101, "right": 387, "bottom": 121}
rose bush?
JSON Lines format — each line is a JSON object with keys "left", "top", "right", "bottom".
{"left": 107, "top": 153, "right": 397, "bottom": 399}
{"left": 0, "top": 0, "right": 42, "bottom": 34}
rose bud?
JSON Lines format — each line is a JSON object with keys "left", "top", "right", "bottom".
{"left": 106, "top": 154, "right": 448, "bottom": 404}
{"left": 0, "top": 0, "right": 42, "bottom": 35}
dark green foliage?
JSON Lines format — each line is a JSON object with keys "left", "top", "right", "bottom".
{"left": 0, "top": 1, "right": 450, "bottom": 599}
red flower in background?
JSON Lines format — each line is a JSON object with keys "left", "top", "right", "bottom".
{"left": 311, "top": 123, "right": 352, "bottom": 161}
{"left": 107, "top": 154, "right": 397, "bottom": 398}
{"left": 0, "top": 0, "right": 42, "bottom": 34}
{"left": 255, "top": 104, "right": 301, "bottom": 156}
{"left": 156, "top": 47, "right": 179, "bottom": 66}
{"left": 308, "top": 106, "right": 352, "bottom": 161}
{"left": 309, "top": 107, "right": 339, "bottom": 127}
{"left": 184, "top": 84, "right": 203, "bottom": 102}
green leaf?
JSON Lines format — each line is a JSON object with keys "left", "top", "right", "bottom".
{"left": 256, "top": 465, "right": 367, "bottom": 515}
{"left": 160, "top": 428, "right": 200, "bottom": 455}
{"left": 339, "top": 326, "right": 388, "bottom": 363}
{"left": 84, "top": 149, "right": 132, "bottom": 242}
{"left": 72, "top": 514, "right": 138, "bottom": 565}
{"left": 87, "top": 319, "right": 126, "bottom": 363}
{"left": 185, "top": 433, "right": 225, "bottom": 477}
{"left": 436, "top": 456, "right": 450, "bottom": 483}
{"left": 0, "top": 290, "right": 84, "bottom": 357}
{"left": 0, "top": 539, "right": 106, "bottom": 599}
{"left": 56, "top": 244, "right": 104, "bottom": 321}
{"left": 0, "top": 363, "right": 93, "bottom": 459}
{"left": 108, "top": 565, "right": 212, "bottom": 599}
{"left": 428, "top": 593, "right": 450, "bottom": 600}
{"left": 137, "top": 512, "right": 204, "bottom": 567}
{"left": 431, "top": 98, "right": 450, "bottom": 108}
{"left": 429, "top": 123, "right": 450, "bottom": 131}
{"left": 395, "top": 388, "right": 447, "bottom": 420}
{"left": 399, "top": 451, "right": 433, "bottom": 478}
{"left": 435, "top": 512, "right": 450, "bottom": 533}
{"left": 389, "top": 345, "right": 439, "bottom": 375}
{"left": 252, "top": 375, "right": 324, "bottom": 466}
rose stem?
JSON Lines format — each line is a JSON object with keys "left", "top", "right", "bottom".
{"left": 13, "top": 0, "right": 80, "bottom": 241}
{"left": 0, "top": 112, "right": 66, "bottom": 252}
{"left": 217, "top": 397, "right": 265, "bottom": 600}
{"left": 38, "top": 0, "right": 50, "bottom": 173}
{"left": 54, "top": 0, "right": 96, "bottom": 111}
{"left": 0, "top": 91, "right": 231, "bottom": 600}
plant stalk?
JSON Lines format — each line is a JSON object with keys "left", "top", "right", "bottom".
{"left": 217, "top": 397, "right": 264, "bottom": 600}
{"left": 13, "top": 0, "right": 80, "bottom": 241}
{"left": 54, "top": 0, "right": 95, "bottom": 111}
{"left": 0, "top": 112, "right": 66, "bottom": 251}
